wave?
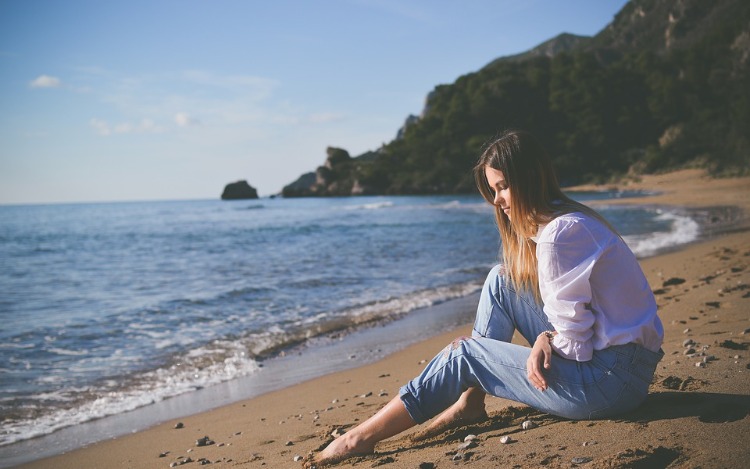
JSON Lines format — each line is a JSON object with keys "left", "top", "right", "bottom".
{"left": 344, "top": 201, "right": 395, "bottom": 210}
{"left": 0, "top": 280, "right": 482, "bottom": 447}
{"left": 624, "top": 209, "right": 701, "bottom": 258}
{"left": 0, "top": 339, "right": 260, "bottom": 446}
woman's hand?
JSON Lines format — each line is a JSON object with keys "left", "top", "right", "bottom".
{"left": 527, "top": 332, "right": 554, "bottom": 391}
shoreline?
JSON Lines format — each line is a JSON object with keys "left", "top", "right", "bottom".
{"left": 13, "top": 169, "right": 750, "bottom": 468}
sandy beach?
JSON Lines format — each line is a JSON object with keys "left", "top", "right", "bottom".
{"left": 18, "top": 169, "right": 750, "bottom": 469}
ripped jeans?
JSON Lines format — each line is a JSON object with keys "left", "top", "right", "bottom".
{"left": 399, "top": 264, "right": 663, "bottom": 423}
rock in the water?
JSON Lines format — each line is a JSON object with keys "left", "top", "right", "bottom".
{"left": 221, "top": 180, "right": 259, "bottom": 200}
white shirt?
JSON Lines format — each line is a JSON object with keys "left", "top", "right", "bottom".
{"left": 534, "top": 212, "right": 664, "bottom": 362}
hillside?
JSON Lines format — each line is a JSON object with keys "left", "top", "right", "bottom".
{"left": 283, "top": 0, "right": 750, "bottom": 197}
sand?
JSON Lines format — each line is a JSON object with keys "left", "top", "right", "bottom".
{"left": 18, "top": 169, "right": 750, "bottom": 469}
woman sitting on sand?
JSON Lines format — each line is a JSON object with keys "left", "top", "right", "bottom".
{"left": 307, "top": 129, "right": 664, "bottom": 467}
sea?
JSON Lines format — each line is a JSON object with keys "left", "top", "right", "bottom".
{"left": 0, "top": 192, "right": 700, "bottom": 465}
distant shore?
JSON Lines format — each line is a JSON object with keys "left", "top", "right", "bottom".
{"left": 18, "top": 169, "right": 750, "bottom": 469}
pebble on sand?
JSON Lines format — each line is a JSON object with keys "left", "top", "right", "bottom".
{"left": 522, "top": 420, "right": 537, "bottom": 430}
{"left": 457, "top": 440, "right": 477, "bottom": 451}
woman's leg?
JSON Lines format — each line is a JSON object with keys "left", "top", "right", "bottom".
{"left": 308, "top": 396, "right": 415, "bottom": 467}
{"left": 415, "top": 265, "right": 552, "bottom": 436}
{"left": 310, "top": 266, "right": 553, "bottom": 464}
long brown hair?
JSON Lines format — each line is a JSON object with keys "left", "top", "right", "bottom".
{"left": 474, "top": 129, "right": 616, "bottom": 298}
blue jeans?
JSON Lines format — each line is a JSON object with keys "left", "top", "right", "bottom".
{"left": 400, "top": 265, "right": 663, "bottom": 423}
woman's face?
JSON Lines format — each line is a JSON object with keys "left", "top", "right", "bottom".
{"left": 484, "top": 166, "right": 512, "bottom": 220}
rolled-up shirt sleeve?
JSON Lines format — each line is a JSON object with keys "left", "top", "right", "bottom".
{"left": 536, "top": 218, "right": 603, "bottom": 362}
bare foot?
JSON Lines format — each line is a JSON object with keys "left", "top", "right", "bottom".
{"left": 305, "top": 396, "right": 416, "bottom": 467}
{"left": 411, "top": 390, "right": 488, "bottom": 442}
{"left": 304, "top": 432, "right": 375, "bottom": 468}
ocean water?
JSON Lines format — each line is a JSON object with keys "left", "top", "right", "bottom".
{"left": 0, "top": 193, "right": 699, "bottom": 449}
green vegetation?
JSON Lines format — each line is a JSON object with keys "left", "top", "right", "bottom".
{"left": 283, "top": 0, "right": 749, "bottom": 197}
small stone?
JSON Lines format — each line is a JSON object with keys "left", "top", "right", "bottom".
{"left": 378, "top": 391, "right": 388, "bottom": 397}
{"left": 419, "top": 463, "right": 435, "bottom": 469}
{"left": 572, "top": 456, "right": 593, "bottom": 464}
{"left": 684, "top": 347, "right": 696, "bottom": 355}
{"left": 359, "top": 391, "right": 373, "bottom": 398}
{"left": 174, "top": 422, "right": 184, "bottom": 429}
{"left": 521, "top": 420, "right": 537, "bottom": 430}
{"left": 285, "top": 440, "right": 294, "bottom": 446}
{"left": 683, "top": 339, "right": 695, "bottom": 347}
{"left": 196, "top": 436, "right": 214, "bottom": 447}
{"left": 331, "top": 428, "right": 345, "bottom": 438}
{"left": 452, "top": 453, "right": 463, "bottom": 461}
{"left": 170, "top": 463, "right": 178, "bottom": 468}
{"left": 500, "top": 435, "right": 513, "bottom": 444}
{"left": 696, "top": 362, "right": 706, "bottom": 368}
{"left": 158, "top": 452, "right": 169, "bottom": 458}
{"left": 464, "top": 434, "right": 478, "bottom": 442}
{"left": 457, "top": 440, "right": 477, "bottom": 451}
{"left": 683, "top": 328, "right": 691, "bottom": 334}
{"left": 293, "top": 455, "right": 303, "bottom": 462}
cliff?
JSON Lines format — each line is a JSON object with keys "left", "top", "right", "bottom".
{"left": 283, "top": 0, "right": 749, "bottom": 196}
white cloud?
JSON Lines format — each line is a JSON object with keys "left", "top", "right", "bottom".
{"left": 90, "top": 118, "right": 164, "bottom": 136}
{"left": 30, "top": 75, "right": 62, "bottom": 88}
{"left": 90, "top": 118, "right": 111, "bottom": 136}
{"left": 174, "top": 112, "right": 200, "bottom": 127}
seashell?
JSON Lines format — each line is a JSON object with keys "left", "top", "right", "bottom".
{"left": 500, "top": 435, "right": 513, "bottom": 444}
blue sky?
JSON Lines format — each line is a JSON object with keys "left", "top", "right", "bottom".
{"left": 0, "top": 0, "right": 628, "bottom": 204}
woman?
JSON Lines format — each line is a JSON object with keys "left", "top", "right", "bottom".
{"left": 307, "top": 129, "right": 664, "bottom": 467}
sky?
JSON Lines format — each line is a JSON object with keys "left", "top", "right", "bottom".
{"left": 0, "top": 0, "right": 629, "bottom": 204}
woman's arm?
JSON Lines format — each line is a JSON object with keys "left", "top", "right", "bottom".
{"left": 527, "top": 330, "right": 557, "bottom": 391}
{"left": 536, "top": 216, "right": 604, "bottom": 362}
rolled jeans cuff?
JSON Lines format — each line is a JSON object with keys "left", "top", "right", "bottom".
{"left": 399, "top": 385, "right": 429, "bottom": 424}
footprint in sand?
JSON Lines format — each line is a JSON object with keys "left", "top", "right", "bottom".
{"left": 601, "top": 446, "right": 682, "bottom": 467}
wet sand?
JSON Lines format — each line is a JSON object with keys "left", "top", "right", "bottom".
{"left": 18, "top": 169, "right": 750, "bottom": 469}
